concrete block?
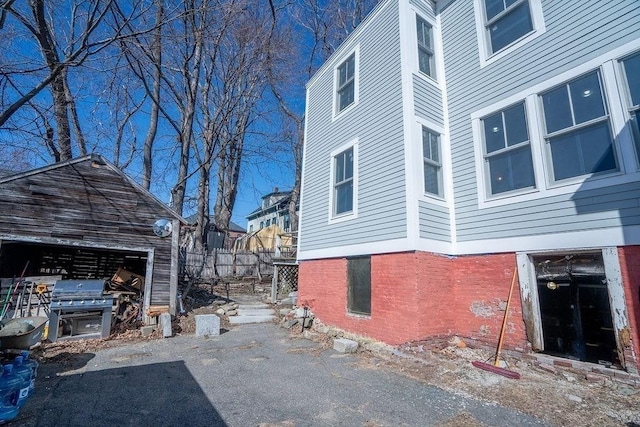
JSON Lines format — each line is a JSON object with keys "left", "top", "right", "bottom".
{"left": 303, "top": 317, "right": 313, "bottom": 328}
{"left": 283, "top": 319, "right": 299, "bottom": 329}
{"left": 160, "top": 313, "right": 172, "bottom": 338}
{"left": 279, "top": 308, "right": 292, "bottom": 316}
{"left": 334, "top": 338, "right": 358, "bottom": 354}
{"left": 195, "top": 314, "right": 221, "bottom": 337}
{"left": 140, "top": 326, "right": 154, "bottom": 337}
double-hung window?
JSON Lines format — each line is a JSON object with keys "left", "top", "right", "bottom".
{"left": 334, "top": 147, "right": 354, "bottom": 215}
{"left": 540, "top": 71, "right": 617, "bottom": 182}
{"left": 416, "top": 16, "right": 435, "bottom": 78}
{"left": 484, "top": 0, "right": 534, "bottom": 54}
{"left": 482, "top": 102, "right": 535, "bottom": 195}
{"left": 422, "top": 127, "right": 443, "bottom": 196}
{"left": 620, "top": 52, "right": 640, "bottom": 161}
{"left": 336, "top": 53, "right": 356, "bottom": 113}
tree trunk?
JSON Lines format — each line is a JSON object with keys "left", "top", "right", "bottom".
{"left": 170, "top": 4, "right": 205, "bottom": 215}
{"left": 50, "top": 73, "right": 73, "bottom": 161}
{"left": 195, "top": 160, "right": 211, "bottom": 252}
{"left": 32, "top": 0, "right": 73, "bottom": 160}
{"left": 142, "top": 0, "right": 163, "bottom": 190}
{"left": 64, "top": 71, "right": 86, "bottom": 156}
{"left": 289, "top": 119, "right": 304, "bottom": 232}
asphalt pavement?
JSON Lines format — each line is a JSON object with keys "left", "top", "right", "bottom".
{"left": 13, "top": 323, "right": 547, "bottom": 426}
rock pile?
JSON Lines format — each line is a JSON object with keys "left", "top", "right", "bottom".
{"left": 215, "top": 302, "right": 239, "bottom": 317}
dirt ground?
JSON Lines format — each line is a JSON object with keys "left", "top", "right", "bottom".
{"left": 34, "top": 284, "right": 640, "bottom": 427}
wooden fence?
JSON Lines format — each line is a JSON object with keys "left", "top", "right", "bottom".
{"left": 179, "top": 249, "right": 275, "bottom": 282}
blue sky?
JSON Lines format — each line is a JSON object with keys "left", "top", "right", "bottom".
{"left": 0, "top": 4, "right": 303, "bottom": 231}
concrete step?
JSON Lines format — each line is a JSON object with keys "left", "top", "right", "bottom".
{"left": 236, "top": 308, "right": 275, "bottom": 316}
{"left": 236, "top": 304, "right": 270, "bottom": 310}
{"left": 228, "top": 314, "right": 276, "bottom": 324}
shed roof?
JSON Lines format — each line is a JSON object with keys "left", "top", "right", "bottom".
{"left": 0, "top": 154, "right": 187, "bottom": 224}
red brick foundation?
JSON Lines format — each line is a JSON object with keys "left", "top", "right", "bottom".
{"left": 298, "top": 251, "right": 527, "bottom": 348}
{"left": 298, "top": 247, "right": 640, "bottom": 373}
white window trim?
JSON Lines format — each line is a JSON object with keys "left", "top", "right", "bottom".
{"left": 416, "top": 118, "right": 447, "bottom": 206}
{"left": 473, "top": 0, "right": 546, "bottom": 68}
{"left": 472, "top": 40, "right": 640, "bottom": 210}
{"left": 328, "top": 138, "right": 359, "bottom": 224}
{"left": 411, "top": 8, "right": 438, "bottom": 83}
{"left": 538, "top": 68, "right": 624, "bottom": 186}
{"left": 332, "top": 45, "right": 360, "bottom": 121}
{"left": 613, "top": 51, "right": 640, "bottom": 170}
{"left": 479, "top": 99, "right": 539, "bottom": 199}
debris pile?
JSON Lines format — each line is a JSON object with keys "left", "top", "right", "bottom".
{"left": 215, "top": 302, "right": 239, "bottom": 317}
{"left": 107, "top": 269, "right": 144, "bottom": 332}
{"left": 278, "top": 305, "right": 314, "bottom": 330}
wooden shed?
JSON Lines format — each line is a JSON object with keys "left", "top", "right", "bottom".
{"left": 0, "top": 154, "right": 186, "bottom": 317}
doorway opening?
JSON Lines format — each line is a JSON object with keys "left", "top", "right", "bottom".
{"left": 533, "top": 252, "right": 620, "bottom": 368}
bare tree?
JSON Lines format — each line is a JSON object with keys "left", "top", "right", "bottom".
{"left": 265, "top": 0, "right": 378, "bottom": 232}
{"left": 112, "top": 0, "right": 167, "bottom": 188}
{"left": 0, "top": 0, "right": 155, "bottom": 161}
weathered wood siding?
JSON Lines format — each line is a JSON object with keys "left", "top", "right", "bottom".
{"left": 0, "top": 158, "right": 178, "bottom": 307}
{"left": 181, "top": 249, "right": 275, "bottom": 280}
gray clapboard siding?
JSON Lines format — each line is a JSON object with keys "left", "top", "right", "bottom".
{"left": 300, "top": 0, "right": 408, "bottom": 253}
{"left": 410, "top": 0, "right": 435, "bottom": 20}
{"left": 441, "top": 0, "right": 640, "bottom": 243}
{"left": 419, "top": 200, "right": 450, "bottom": 241}
{"left": 414, "top": 76, "right": 444, "bottom": 126}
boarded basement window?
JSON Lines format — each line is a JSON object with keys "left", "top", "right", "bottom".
{"left": 347, "top": 256, "right": 371, "bottom": 315}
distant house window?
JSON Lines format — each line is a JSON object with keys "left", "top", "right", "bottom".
{"left": 482, "top": 102, "right": 535, "bottom": 194}
{"left": 484, "top": 0, "right": 533, "bottom": 54}
{"left": 540, "top": 70, "right": 617, "bottom": 182}
{"left": 249, "top": 224, "right": 253, "bottom": 232}
{"left": 266, "top": 219, "right": 271, "bottom": 227}
{"left": 283, "top": 213, "right": 290, "bottom": 231}
{"left": 347, "top": 256, "right": 371, "bottom": 316}
{"left": 621, "top": 52, "right": 640, "bottom": 162}
{"left": 422, "top": 127, "right": 443, "bottom": 196}
{"left": 334, "top": 147, "right": 354, "bottom": 215}
{"left": 259, "top": 221, "right": 264, "bottom": 229}
{"left": 416, "top": 16, "right": 435, "bottom": 78}
{"left": 336, "top": 53, "right": 356, "bottom": 113}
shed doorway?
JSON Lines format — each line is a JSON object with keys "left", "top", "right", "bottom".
{"left": 0, "top": 241, "right": 147, "bottom": 281}
{"left": 533, "top": 253, "right": 620, "bottom": 367}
